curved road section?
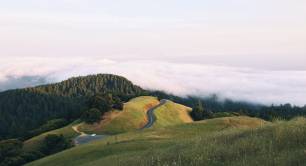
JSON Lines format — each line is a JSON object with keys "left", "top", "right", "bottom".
{"left": 141, "top": 99, "right": 167, "bottom": 129}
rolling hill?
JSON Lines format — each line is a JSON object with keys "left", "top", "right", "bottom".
{"left": 79, "top": 97, "right": 194, "bottom": 134}
{"left": 152, "top": 100, "right": 193, "bottom": 128}
{"left": 22, "top": 96, "right": 194, "bottom": 153}
{"left": 78, "top": 96, "right": 160, "bottom": 134}
{"left": 27, "top": 116, "right": 306, "bottom": 166}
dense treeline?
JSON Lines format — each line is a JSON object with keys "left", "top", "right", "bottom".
{"left": 0, "top": 90, "right": 85, "bottom": 140}
{"left": 28, "top": 74, "right": 144, "bottom": 97}
{"left": 150, "top": 91, "right": 306, "bottom": 121}
{"left": 0, "top": 74, "right": 145, "bottom": 140}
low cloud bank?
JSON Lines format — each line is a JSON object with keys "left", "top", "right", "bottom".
{"left": 1, "top": 57, "right": 306, "bottom": 106}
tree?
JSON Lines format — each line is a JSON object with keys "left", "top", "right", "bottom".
{"left": 41, "top": 134, "right": 71, "bottom": 155}
{"left": 81, "top": 108, "right": 102, "bottom": 124}
{"left": 191, "top": 100, "right": 205, "bottom": 120}
{"left": 112, "top": 96, "right": 123, "bottom": 110}
{"left": 191, "top": 100, "right": 213, "bottom": 120}
{"left": 0, "top": 139, "right": 24, "bottom": 166}
{"left": 88, "top": 94, "right": 112, "bottom": 113}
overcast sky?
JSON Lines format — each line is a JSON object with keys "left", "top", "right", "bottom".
{"left": 1, "top": 1, "right": 306, "bottom": 105}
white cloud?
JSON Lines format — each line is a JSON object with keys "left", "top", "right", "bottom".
{"left": 1, "top": 57, "right": 306, "bottom": 106}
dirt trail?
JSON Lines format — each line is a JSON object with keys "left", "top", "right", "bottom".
{"left": 72, "top": 124, "right": 87, "bottom": 136}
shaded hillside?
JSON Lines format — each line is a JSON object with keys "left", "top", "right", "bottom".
{"left": 27, "top": 74, "right": 144, "bottom": 97}
{"left": 0, "top": 74, "right": 145, "bottom": 140}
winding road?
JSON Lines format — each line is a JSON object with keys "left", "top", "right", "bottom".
{"left": 72, "top": 99, "right": 167, "bottom": 145}
{"left": 141, "top": 99, "right": 167, "bottom": 129}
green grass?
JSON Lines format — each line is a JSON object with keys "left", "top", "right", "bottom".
{"left": 26, "top": 116, "right": 306, "bottom": 166}
{"left": 79, "top": 96, "right": 160, "bottom": 134}
{"left": 23, "top": 120, "right": 80, "bottom": 152}
{"left": 153, "top": 100, "right": 193, "bottom": 128}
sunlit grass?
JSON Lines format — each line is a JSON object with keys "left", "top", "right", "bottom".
{"left": 26, "top": 116, "right": 302, "bottom": 166}
{"left": 153, "top": 100, "right": 193, "bottom": 128}
{"left": 79, "top": 96, "right": 160, "bottom": 134}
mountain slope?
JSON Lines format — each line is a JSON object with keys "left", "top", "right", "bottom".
{"left": 0, "top": 74, "right": 145, "bottom": 140}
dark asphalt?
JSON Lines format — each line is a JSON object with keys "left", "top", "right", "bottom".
{"left": 74, "top": 134, "right": 109, "bottom": 145}
{"left": 141, "top": 99, "right": 167, "bottom": 129}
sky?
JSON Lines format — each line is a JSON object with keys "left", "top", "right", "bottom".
{"left": 1, "top": 0, "right": 306, "bottom": 105}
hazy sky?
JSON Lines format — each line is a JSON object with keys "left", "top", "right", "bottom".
{"left": 1, "top": 1, "right": 306, "bottom": 105}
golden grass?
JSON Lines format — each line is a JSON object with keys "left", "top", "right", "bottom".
{"left": 26, "top": 116, "right": 281, "bottom": 166}
{"left": 79, "top": 96, "right": 160, "bottom": 134}
{"left": 196, "top": 116, "right": 268, "bottom": 128}
{"left": 152, "top": 100, "right": 193, "bottom": 128}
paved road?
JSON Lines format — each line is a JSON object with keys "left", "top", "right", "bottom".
{"left": 141, "top": 99, "right": 167, "bottom": 129}
{"left": 72, "top": 124, "right": 109, "bottom": 145}
{"left": 74, "top": 134, "right": 109, "bottom": 145}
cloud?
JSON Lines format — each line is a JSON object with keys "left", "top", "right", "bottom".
{"left": 1, "top": 57, "right": 306, "bottom": 106}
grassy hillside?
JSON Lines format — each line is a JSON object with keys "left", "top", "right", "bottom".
{"left": 23, "top": 121, "right": 80, "bottom": 152}
{"left": 78, "top": 96, "right": 160, "bottom": 134}
{"left": 29, "top": 116, "right": 306, "bottom": 166}
{"left": 153, "top": 100, "right": 193, "bottom": 128}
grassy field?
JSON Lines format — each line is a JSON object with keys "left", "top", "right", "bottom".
{"left": 23, "top": 120, "right": 80, "bottom": 151}
{"left": 153, "top": 100, "right": 193, "bottom": 128}
{"left": 25, "top": 116, "right": 306, "bottom": 166}
{"left": 79, "top": 96, "right": 160, "bottom": 134}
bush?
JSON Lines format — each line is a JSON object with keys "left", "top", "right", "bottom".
{"left": 41, "top": 134, "right": 72, "bottom": 155}
{"left": 81, "top": 108, "right": 102, "bottom": 124}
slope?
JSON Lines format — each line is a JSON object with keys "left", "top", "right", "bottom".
{"left": 25, "top": 116, "right": 286, "bottom": 166}
{"left": 23, "top": 121, "right": 80, "bottom": 152}
{"left": 152, "top": 100, "right": 193, "bottom": 128}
